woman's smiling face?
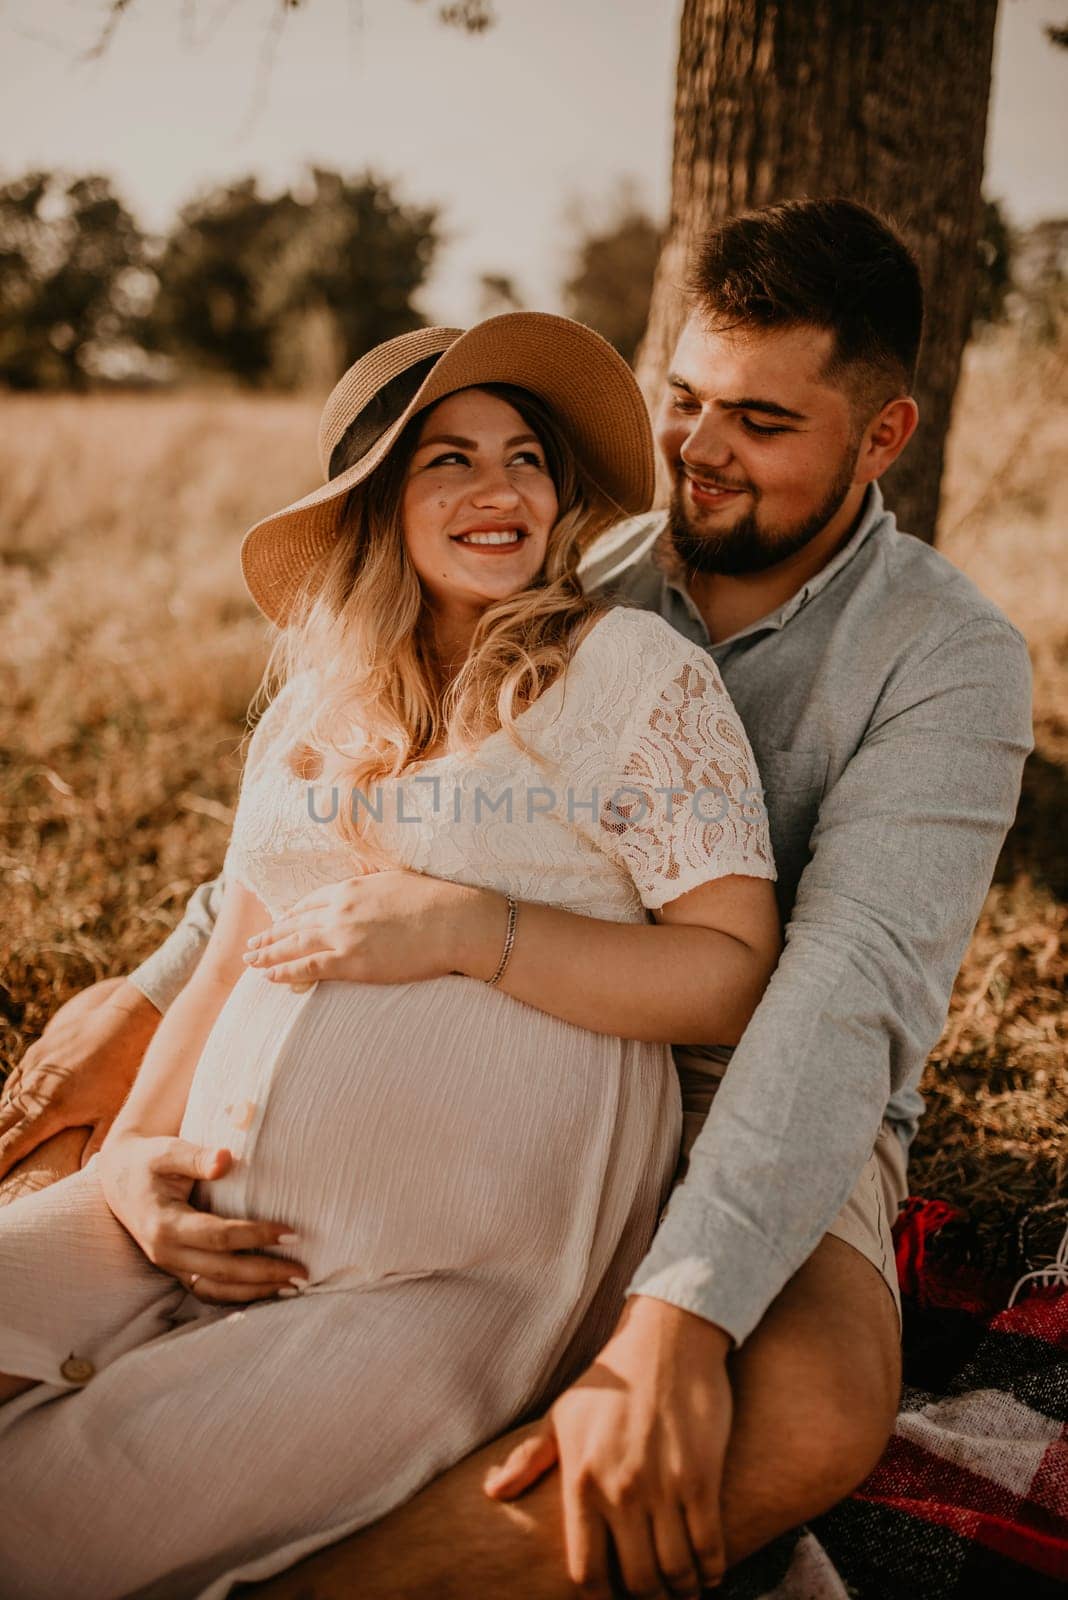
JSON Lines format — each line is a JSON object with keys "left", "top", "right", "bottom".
{"left": 401, "top": 388, "right": 559, "bottom": 617}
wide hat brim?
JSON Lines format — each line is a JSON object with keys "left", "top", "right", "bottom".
{"left": 239, "top": 312, "right": 655, "bottom": 627}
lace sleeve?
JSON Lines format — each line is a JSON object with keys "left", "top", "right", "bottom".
{"left": 598, "top": 635, "right": 776, "bottom": 910}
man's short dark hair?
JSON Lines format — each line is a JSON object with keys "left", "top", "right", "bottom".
{"left": 688, "top": 198, "right": 924, "bottom": 418}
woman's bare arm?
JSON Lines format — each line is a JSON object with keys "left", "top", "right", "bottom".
{"left": 457, "top": 875, "right": 782, "bottom": 1045}
{"left": 101, "top": 879, "right": 271, "bottom": 1149}
{"left": 248, "top": 871, "right": 782, "bottom": 1047}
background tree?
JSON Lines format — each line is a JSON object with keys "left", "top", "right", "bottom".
{"left": 150, "top": 168, "right": 438, "bottom": 387}
{"left": 972, "top": 198, "right": 1015, "bottom": 333}
{"left": 260, "top": 168, "right": 439, "bottom": 382}
{"left": 1010, "top": 218, "right": 1068, "bottom": 345}
{"left": 148, "top": 178, "right": 289, "bottom": 385}
{"left": 562, "top": 186, "right": 663, "bottom": 365}
{"left": 0, "top": 171, "right": 146, "bottom": 390}
{"left": 477, "top": 273, "right": 524, "bottom": 319}
{"left": 636, "top": 0, "right": 1002, "bottom": 542}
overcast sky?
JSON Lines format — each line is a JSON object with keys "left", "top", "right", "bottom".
{"left": 1, "top": 0, "right": 1065, "bottom": 324}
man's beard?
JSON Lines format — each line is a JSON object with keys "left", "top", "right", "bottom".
{"left": 666, "top": 451, "right": 858, "bottom": 578}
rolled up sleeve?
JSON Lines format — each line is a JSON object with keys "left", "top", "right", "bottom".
{"left": 126, "top": 874, "right": 226, "bottom": 1015}
{"left": 626, "top": 617, "right": 1034, "bottom": 1344}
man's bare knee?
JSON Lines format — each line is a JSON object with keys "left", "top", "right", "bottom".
{"left": 719, "top": 1235, "right": 901, "bottom": 1565}
{"left": 780, "top": 1381, "right": 896, "bottom": 1507}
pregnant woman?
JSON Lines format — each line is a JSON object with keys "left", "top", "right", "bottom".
{"left": 0, "top": 313, "right": 779, "bottom": 1598}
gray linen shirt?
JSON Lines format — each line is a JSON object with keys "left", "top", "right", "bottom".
{"left": 128, "top": 482, "right": 1034, "bottom": 1344}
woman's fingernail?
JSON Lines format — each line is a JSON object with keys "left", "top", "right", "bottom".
{"left": 278, "top": 1286, "right": 299, "bottom": 1298}
{"left": 288, "top": 1276, "right": 307, "bottom": 1290}
{"left": 277, "top": 1232, "right": 299, "bottom": 1244}
{"left": 246, "top": 935, "right": 260, "bottom": 947}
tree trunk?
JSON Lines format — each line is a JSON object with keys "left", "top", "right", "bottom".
{"left": 637, "top": 0, "right": 999, "bottom": 543}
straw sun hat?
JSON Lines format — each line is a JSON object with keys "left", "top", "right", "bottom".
{"left": 239, "top": 311, "right": 655, "bottom": 626}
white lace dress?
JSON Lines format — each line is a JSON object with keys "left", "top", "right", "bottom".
{"left": 0, "top": 605, "right": 774, "bottom": 1600}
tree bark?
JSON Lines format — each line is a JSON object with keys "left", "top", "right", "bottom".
{"left": 637, "top": 0, "right": 1000, "bottom": 543}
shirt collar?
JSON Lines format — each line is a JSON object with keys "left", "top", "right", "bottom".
{"left": 658, "top": 481, "right": 890, "bottom": 651}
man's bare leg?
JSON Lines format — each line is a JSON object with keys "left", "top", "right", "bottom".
{"left": 251, "top": 1234, "right": 900, "bottom": 1597}
{"left": 0, "top": 1125, "right": 87, "bottom": 1208}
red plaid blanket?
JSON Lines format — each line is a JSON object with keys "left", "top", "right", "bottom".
{"left": 723, "top": 1201, "right": 1068, "bottom": 1599}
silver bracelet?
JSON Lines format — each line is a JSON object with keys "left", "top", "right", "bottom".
{"left": 485, "top": 894, "right": 518, "bottom": 986}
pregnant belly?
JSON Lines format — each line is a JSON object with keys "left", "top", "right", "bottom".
{"left": 180, "top": 968, "right": 676, "bottom": 1289}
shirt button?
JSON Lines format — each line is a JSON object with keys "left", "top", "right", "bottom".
{"left": 60, "top": 1355, "right": 95, "bottom": 1384}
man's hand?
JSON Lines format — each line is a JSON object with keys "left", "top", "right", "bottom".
{"left": 243, "top": 870, "right": 496, "bottom": 988}
{"left": 97, "top": 1133, "right": 309, "bottom": 1304}
{"left": 483, "top": 1296, "right": 734, "bottom": 1597}
{"left": 0, "top": 978, "right": 161, "bottom": 1180}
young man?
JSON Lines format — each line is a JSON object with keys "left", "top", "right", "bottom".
{"left": 0, "top": 200, "right": 1033, "bottom": 1597}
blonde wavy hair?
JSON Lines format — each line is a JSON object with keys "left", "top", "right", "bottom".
{"left": 252, "top": 382, "right": 618, "bottom": 870}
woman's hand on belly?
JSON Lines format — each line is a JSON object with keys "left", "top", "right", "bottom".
{"left": 243, "top": 869, "right": 489, "bottom": 988}
{"left": 97, "top": 1132, "right": 309, "bottom": 1304}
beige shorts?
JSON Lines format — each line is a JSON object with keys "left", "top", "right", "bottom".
{"left": 670, "top": 1072, "right": 908, "bottom": 1329}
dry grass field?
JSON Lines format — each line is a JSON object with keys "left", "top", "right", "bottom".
{"left": 1, "top": 326, "right": 1065, "bottom": 1268}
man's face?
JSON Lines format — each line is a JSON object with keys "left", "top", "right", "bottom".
{"left": 655, "top": 314, "right": 868, "bottom": 576}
